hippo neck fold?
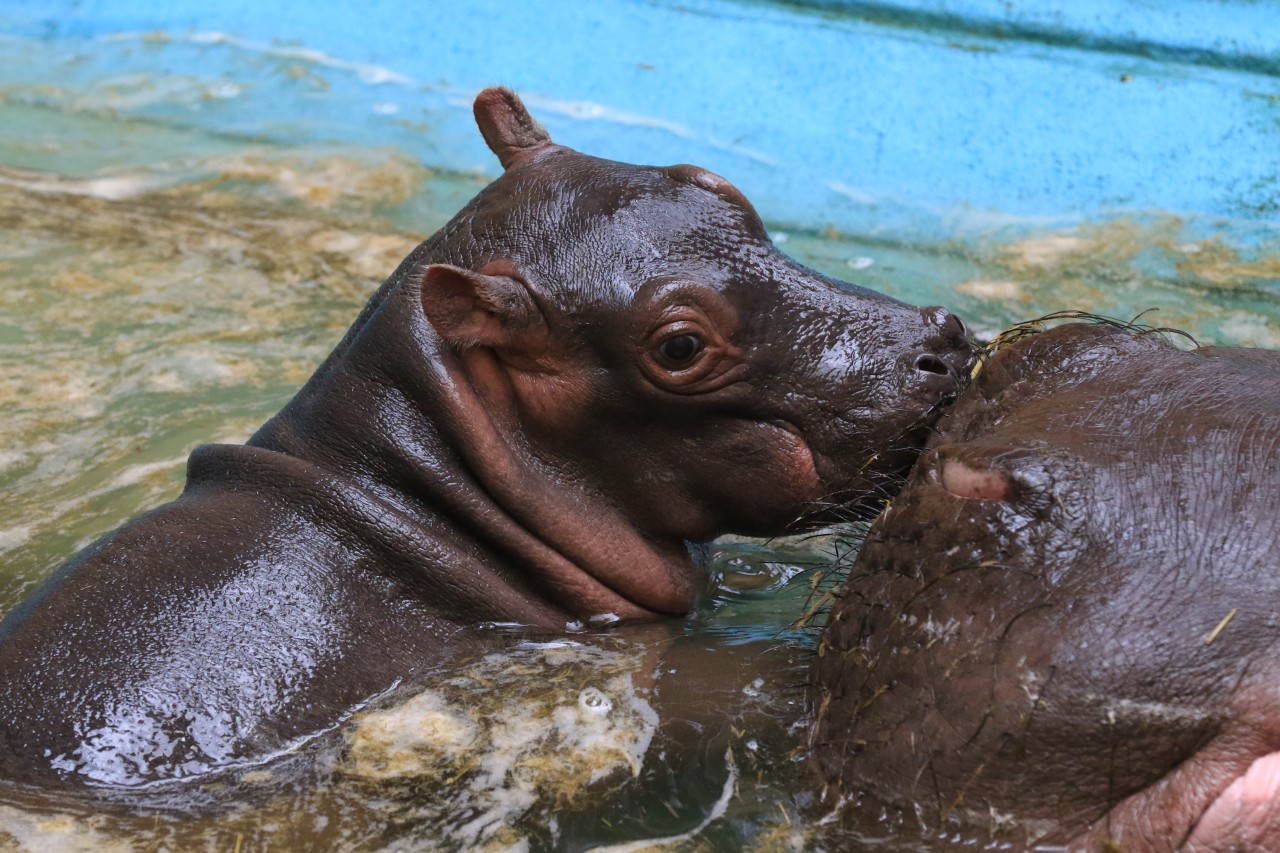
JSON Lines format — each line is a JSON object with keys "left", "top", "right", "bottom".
{"left": 248, "top": 267, "right": 699, "bottom": 624}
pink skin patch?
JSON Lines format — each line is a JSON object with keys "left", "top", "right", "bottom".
{"left": 1186, "top": 751, "right": 1280, "bottom": 852}
{"left": 940, "top": 459, "right": 1012, "bottom": 502}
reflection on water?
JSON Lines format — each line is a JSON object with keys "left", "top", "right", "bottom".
{"left": 0, "top": 80, "right": 1277, "bottom": 850}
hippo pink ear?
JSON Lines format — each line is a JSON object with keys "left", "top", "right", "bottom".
{"left": 420, "top": 264, "right": 541, "bottom": 351}
{"left": 940, "top": 458, "right": 1014, "bottom": 502}
{"left": 473, "top": 87, "right": 554, "bottom": 169}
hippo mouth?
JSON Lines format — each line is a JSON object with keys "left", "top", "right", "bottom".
{"left": 1180, "top": 751, "right": 1280, "bottom": 850}
{"left": 796, "top": 397, "right": 961, "bottom": 528}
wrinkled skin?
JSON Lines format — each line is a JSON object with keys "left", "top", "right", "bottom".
{"left": 811, "top": 323, "right": 1280, "bottom": 852}
{"left": 0, "top": 89, "right": 971, "bottom": 787}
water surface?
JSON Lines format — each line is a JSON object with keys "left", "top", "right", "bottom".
{"left": 1, "top": 40, "right": 1279, "bottom": 852}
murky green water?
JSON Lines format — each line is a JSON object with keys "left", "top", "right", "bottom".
{"left": 2, "top": 50, "right": 1279, "bottom": 852}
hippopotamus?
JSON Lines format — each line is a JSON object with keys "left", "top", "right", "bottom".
{"left": 0, "top": 88, "right": 971, "bottom": 788}
{"left": 811, "top": 321, "right": 1280, "bottom": 852}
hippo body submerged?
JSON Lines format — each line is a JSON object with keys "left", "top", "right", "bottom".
{"left": 0, "top": 90, "right": 971, "bottom": 787}
{"left": 812, "top": 323, "right": 1280, "bottom": 852}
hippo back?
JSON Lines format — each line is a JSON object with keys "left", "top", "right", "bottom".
{"left": 812, "top": 324, "right": 1280, "bottom": 851}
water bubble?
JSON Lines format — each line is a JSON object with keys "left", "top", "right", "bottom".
{"left": 578, "top": 687, "right": 612, "bottom": 715}
{"left": 586, "top": 612, "right": 621, "bottom": 629}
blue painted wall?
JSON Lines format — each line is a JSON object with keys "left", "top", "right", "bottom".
{"left": 2, "top": 0, "right": 1278, "bottom": 242}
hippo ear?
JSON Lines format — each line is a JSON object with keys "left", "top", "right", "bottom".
{"left": 939, "top": 458, "right": 1014, "bottom": 502}
{"left": 420, "top": 264, "right": 541, "bottom": 352}
{"left": 473, "top": 87, "right": 554, "bottom": 169}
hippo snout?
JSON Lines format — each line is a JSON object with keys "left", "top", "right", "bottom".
{"left": 904, "top": 305, "right": 974, "bottom": 398}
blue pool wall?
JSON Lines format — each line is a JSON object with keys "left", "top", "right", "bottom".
{"left": 2, "top": 0, "right": 1278, "bottom": 245}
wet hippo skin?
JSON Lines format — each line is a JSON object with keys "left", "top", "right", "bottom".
{"left": 0, "top": 89, "right": 973, "bottom": 787}
{"left": 811, "top": 322, "right": 1280, "bottom": 852}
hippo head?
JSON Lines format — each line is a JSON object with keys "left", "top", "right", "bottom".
{"left": 424, "top": 89, "right": 970, "bottom": 530}
{"left": 810, "top": 322, "right": 1280, "bottom": 851}
{"left": 261, "top": 88, "right": 972, "bottom": 621}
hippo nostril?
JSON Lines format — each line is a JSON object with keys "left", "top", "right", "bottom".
{"left": 914, "top": 353, "right": 953, "bottom": 377}
{"left": 921, "top": 306, "right": 970, "bottom": 342}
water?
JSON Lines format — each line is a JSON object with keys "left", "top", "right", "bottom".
{"left": 2, "top": 36, "right": 1279, "bottom": 853}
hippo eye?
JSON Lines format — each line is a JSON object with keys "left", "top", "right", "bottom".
{"left": 658, "top": 334, "right": 704, "bottom": 364}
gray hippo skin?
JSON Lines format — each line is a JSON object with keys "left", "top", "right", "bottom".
{"left": 0, "top": 89, "right": 972, "bottom": 787}
{"left": 812, "top": 322, "right": 1280, "bottom": 852}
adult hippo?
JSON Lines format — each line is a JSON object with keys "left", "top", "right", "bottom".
{"left": 0, "top": 89, "right": 972, "bottom": 788}
{"left": 811, "top": 322, "right": 1280, "bottom": 852}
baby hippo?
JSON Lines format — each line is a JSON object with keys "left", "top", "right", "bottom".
{"left": 812, "top": 322, "right": 1280, "bottom": 852}
{"left": 0, "top": 89, "right": 972, "bottom": 787}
